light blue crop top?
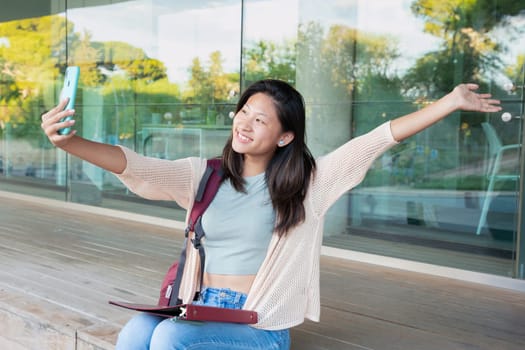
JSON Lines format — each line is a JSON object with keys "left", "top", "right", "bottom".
{"left": 200, "top": 172, "right": 275, "bottom": 275}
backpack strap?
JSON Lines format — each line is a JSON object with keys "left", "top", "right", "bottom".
{"left": 188, "top": 158, "right": 223, "bottom": 232}
{"left": 169, "top": 158, "right": 222, "bottom": 306}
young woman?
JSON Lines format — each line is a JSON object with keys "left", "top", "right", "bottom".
{"left": 41, "top": 79, "right": 501, "bottom": 349}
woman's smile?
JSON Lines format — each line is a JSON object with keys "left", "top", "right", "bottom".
{"left": 236, "top": 131, "right": 252, "bottom": 143}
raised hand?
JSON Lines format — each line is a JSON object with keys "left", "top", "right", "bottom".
{"left": 40, "top": 98, "right": 126, "bottom": 173}
{"left": 390, "top": 83, "right": 503, "bottom": 142}
{"left": 41, "top": 98, "right": 77, "bottom": 147}
{"left": 452, "top": 83, "right": 502, "bottom": 113}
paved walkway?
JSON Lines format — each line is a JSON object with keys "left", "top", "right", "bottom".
{"left": 1, "top": 190, "right": 524, "bottom": 349}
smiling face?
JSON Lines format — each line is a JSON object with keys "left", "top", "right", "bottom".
{"left": 231, "top": 93, "right": 293, "bottom": 175}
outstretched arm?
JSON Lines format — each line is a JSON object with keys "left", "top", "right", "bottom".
{"left": 390, "top": 83, "right": 502, "bottom": 142}
{"left": 41, "top": 98, "right": 127, "bottom": 174}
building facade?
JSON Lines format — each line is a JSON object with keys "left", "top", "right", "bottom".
{"left": 1, "top": 0, "right": 524, "bottom": 285}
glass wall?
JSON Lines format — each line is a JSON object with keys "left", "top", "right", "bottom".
{"left": 1, "top": 0, "right": 524, "bottom": 278}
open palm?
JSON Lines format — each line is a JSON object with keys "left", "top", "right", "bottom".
{"left": 453, "top": 83, "right": 502, "bottom": 113}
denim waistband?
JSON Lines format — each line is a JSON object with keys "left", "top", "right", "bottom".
{"left": 196, "top": 287, "right": 248, "bottom": 310}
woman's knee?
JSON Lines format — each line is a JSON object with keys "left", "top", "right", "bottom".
{"left": 116, "top": 313, "right": 164, "bottom": 350}
{"left": 150, "top": 319, "right": 211, "bottom": 350}
{"left": 149, "top": 318, "right": 184, "bottom": 350}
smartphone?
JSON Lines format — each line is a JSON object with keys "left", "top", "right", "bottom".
{"left": 58, "top": 66, "right": 80, "bottom": 135}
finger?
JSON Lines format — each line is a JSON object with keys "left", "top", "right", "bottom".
{"left": 477, "top": 93, "right": 493, "bottom": 99}
{"left": 48, "top": 98, "right": 70, "bottom": 116}
{"left": 41, "top": 98, "right": 70, "bottom": 121}
{"left": 43, "top": 118, "right": 76, "bottom": 137}
{"left": 48, "top": 129, "right": 77, "bottom": 144}
{"left": 486, "top": 98, "right": 501, "bottom": 105}
{"left": 482, "top": 102, "right": 502, "bottom": 112}
{"left": 42, "top": 108, "right": 75, "bottom": 127}
{"left": 465, "top": 83, "right": 479, "bottom": 91}
{"left": 485, "top": 106, "right": 502, "bottom": 112}
{"left": 57, "top": 97, "right": 69, "bottom": 110}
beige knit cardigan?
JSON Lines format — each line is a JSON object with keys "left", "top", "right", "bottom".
{"left": 115, "top": 121, "right": 398, "bottom": 330}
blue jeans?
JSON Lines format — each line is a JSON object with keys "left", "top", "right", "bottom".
{"left": 115, "top": 287, "right": 290, "bottom": 350}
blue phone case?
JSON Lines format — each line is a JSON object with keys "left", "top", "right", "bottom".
{"left": 58, "top": 66, "right": 80, "bottom": 135}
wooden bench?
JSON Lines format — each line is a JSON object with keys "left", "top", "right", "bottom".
{"left": 1, "top": 191, "right": 524, "bottom": 349}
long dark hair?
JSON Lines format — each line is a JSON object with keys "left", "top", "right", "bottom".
{"left": 221, "top": 79, "right": 316, "bottom": 235}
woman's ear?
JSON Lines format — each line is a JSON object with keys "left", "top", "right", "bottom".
{"left": 277, "top": 132, "right": 294, "bottom": 147}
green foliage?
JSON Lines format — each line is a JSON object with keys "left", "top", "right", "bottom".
{"left": 185, "top": 51, "right": 238, "bottom": 113}
{"left": 296, "top": 21, "right": 403, "bottom": 107}
{"left": 323, "top": 25, "right": 401, "bottom": 94}
{"left": 243, "top": 39, "right": 297, "bottom": 87}
{"left": 70, "top": 30, "right": 103, "bottom": 87}
{"left": 0, "top": 15, "right": 66, "bottom": 129}
{"left": 0, "top": 14, "right": 178, "bottom": 141}
{"left": 407, "top": 0, "right": 522, "bottom": 97}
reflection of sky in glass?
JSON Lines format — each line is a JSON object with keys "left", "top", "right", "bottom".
{"left": 68, "top": 0, "right": 523, "bottom": 84}
{"left": 299, "top": 0, "right": 441, "bottom": 72}
{"left": 68, "top": 2, "right": 158, "bottom": 55}
{"left": 356, "top": 0, "right": 439, "bottom": 72}
{"left": 157, "top": 3, "right": 241, "bottom": 83}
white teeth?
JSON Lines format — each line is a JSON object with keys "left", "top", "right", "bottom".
{"left": 237, "top": 132, "right": 250, "bottom": 142}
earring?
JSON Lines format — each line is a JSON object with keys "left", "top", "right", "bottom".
{"left": 279, "top": 140, "right": 285, "bottom": 146}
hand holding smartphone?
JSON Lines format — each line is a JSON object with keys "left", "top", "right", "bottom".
{"left": 58, "top": 66, "right": 80, "bottom": 135}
